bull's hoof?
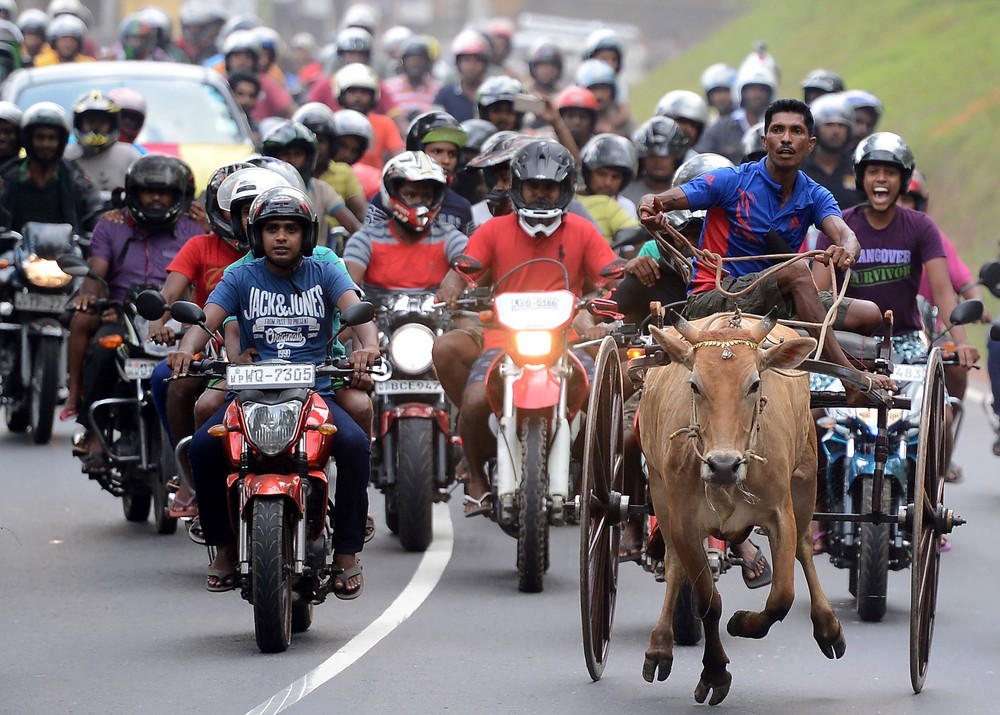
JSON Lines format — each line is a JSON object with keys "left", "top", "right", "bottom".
{"left": 726, "top": 609, "right": 772, "bottom": 639}
{"left": 693, "top": 668, "right": 732, "bottom": 706}
{"left": 817, "top": 624, "right": 847, "bottom": 660}
{"left": 642, "top": 651, "right": 673, "bottom": 683}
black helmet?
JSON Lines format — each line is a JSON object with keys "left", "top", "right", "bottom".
{"left": 292, "top": 102, "right": 338, "bottom": 158}
{"left": 631, "top": 116, "right": 689, "bottom": 160}
{"left": 72, "top": 89, "right": 120, "bottom": 155}
{"left": 467, "top": 131, "right": 525, "bottom": 214}
{"left": 20, "top": 101, "right": 70, "bottom": 158}
{"left": 459, "top": 119, "right": 497, "bottom": 156}
{"left": 853, "top": 131, "right": 915, "bottom": 193}
{"left": 405, "top": 110, "right": 467, "bottom": 151}
{"left": 261, "top": 120, "right": 318, "bottom": 183}
{"left": 580, "top": 133, "right": 638, "bottom": 187}
{"left": 247, "top": 185, "right": 320, "bottom": 259}
{"left": 205, "top": 161, "right": 254, "bottom": 248}
{"left": 528, "top": 40, "right": 563, "bottom": 76}
{"left": 400, "top": 35, "right": 432, "bottom": 61}
{"left": 509, "top": 140, "right": 575, "bottom": 237}
{"left": 124, "top": 154, "right": 196, "bottom": 229}
{"left": 801, "top": 68, "right": 845, "bottom": 99}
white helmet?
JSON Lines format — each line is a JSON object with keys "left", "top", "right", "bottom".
{"left": 654, "top": 90, "right": 709, "bottom": 127}
{"left": 734, "top": 59, "right": 778, "bottom": 104}
{"left": 700, "top": 63, "right": 736, "bottom": 94}
{"left": 333, "top": 62, "right": 381, "bottom": 104}
{"left": 217, "top": 167, "right": 292, "bottom": 249}
{"left": 332, "top": 109, "right": 373, "bottom": 154}
{"left": 380, "top": 25, "right": 413, "bottom": 58}
{"left": 341, "top": 3, "right": 378, "bottom": 33}
{"left": 380, "top": 151, "right": 448, "bottom": 232}
{"left": 46, "top": 0, "right": 90, "bottom": 25}
{"left": 45, "top": 12, "right": 84, "bottom": 43}
{"left": 0, "top": 0, "right": 17, "bottom": 19}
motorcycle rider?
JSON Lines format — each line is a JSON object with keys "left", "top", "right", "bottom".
{"left": 168, "top": 185, "right": 379, "bottom": 597}
{"left": 556, "top": 86, "right": 600, "bottom": 154}
{"left": 32, "top": 12, "right": 91, "bottom": 65}
{"left": 176, "top": 0, "right": 226, "bottom": 65}
{"left": 800, "top": 92, "right": 864, "bottom": 209}
{"left": 333, "top": 62, "right": 404, "bottom": 171}
{"left": 66, "top": 155, "right": 201, "bottom": 470}
{"left": 383, "top": 36, "right": 442, "bottom": 125}
{"left": 654, "top": 90, "right": 708, "bottom": 158}
{"left": 220, "top": 30, "right": 296, "bottom": 123}
{"left": 696, "top": 60, "right": 777, "bottom": 164}
{"left": 576, "top": 133, "right": 641, "bottom": 248}
{"left": 451, "top": 118, "right": 497, "bottom": 205}
{"left": 260, "top": 119, "right": 361, "bottom": 235}
{"left": 365, "top": 110, "right": 472, "bottom": 233}
{"left": 0, "top": 101, "right": 103, "bottom": 234}
{"left": 64, "top": 89, "right": 142, "bottom": 194}
{"left": 106, "top": 87, "right": 148, "bottom": 152}
{"left": 432, "top": 140, "right": 619, "bottom": 516}
{"left": 433, "top": 29, "right": 492, "bottom": 123}
{"left": 843, "top": 89, "right": 883, "bottom": 152}
{"left": 476, "top": 76, "right": 524, "bottom": 132}
{"left": 574, "top": 58, "right": 628, "bottom": 137}
{"left": 801, "top": 68, "right": 845, "bottom": 105}
{"left": 292, "top": 102, "right": 369, "bottom": 224}
{"left": 581, "top": 29, "right": 631, "bottom": 135}
{"left": 700, "top": 63, "right": 737, "bottom": 120}
{"left": 0, "top": 100, "right": 21, "bottom": 169}
{"left": 622, "top": 116, "right": 690, "bottom": 205}
{"left": 332, "top": 108, "right": 380, "bottom": 198}
{"left": 345, "top": 151, "right": 468, "bottom": 292}
{"left": 526, "top": 40, "right": 563, "bottom": 100}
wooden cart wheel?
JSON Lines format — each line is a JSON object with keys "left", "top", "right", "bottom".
{"left": 909, "top": 348, "right": 947, "bottom": 693}
{"left": 579, "top": 336, "right": 626, "bottom": 681}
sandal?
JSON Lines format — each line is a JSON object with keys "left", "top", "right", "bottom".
{"left": 364, "top": 514, "right": 375, "bottom": 543}
{"left": 332, "top": 560, "right": 363, "bottom": 600}
{"left": 206, "top": 565, "right": 238, "bottom": 592}
{"left": 728, "top": 540, "right": 773, "bottom": 590}
{"left": 463, "top": 491, "right": 491, "bottom": 518}
{"left": 169, "top": 493, "right": 198, "bottom": 519}
{"left": 59, "top": 407, "right": 78, "bottom": 422}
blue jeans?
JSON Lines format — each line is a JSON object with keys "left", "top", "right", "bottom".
{"left": 150, "top": 358, "right": 172, "bottom": 445}
{"left": 189, "top": 392, "right": 371, "bottom": 552}
{"left": 988, "top": 336, "right": 1000, "bottom": 422}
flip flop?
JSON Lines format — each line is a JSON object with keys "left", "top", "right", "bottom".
{"left": 206, "top": 565, "right": 238, "bottom": 592}
{"left": 729, "top": 540, "right": 773, "bottom": 590}
{"left": 169, "top": 493, "right": 198, "bottom": 519}
{"left": 364, "top": 514, "right": 376, "bottom": 543}
{"left": 59, "top": 407, "right": 78, "bottom": 422}
{"left": 463, "top": 492, "right": 491, "bottom": 518}
{"left": 332, "top": 560, "right": 363, "bottom": 601}
{"left": 618, "top": 540, "right": 643, "bottom": 564}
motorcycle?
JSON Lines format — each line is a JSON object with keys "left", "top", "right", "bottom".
{"left": 56, "top": 255, "right": 178, "bottom": 534}
{"left": 170, "top": 299, "right": 378, "bottom": 653}
{"left": 368, "top": 289, "right": 457, "bottom": 553}
{"left": 453, "top": 256, "right": 621, "bottom": 592}
{"left": 817, "top": 300, "right": 983, "bottom": 621}
{"left": 0, "top": 223, "right": 79, "bottom": 443}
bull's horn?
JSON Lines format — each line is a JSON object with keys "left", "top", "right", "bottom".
{"left": 670, "top": 309, "right": 701, "bottom": 344}
{"left": 748, "top": 308, "right": 778, "bottom": 343}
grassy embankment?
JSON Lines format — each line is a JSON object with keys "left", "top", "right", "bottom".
{"left": 631, "top": 0, "right": 1000, "bottom": 340}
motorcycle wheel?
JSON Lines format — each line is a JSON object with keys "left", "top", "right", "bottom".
{"left": 672, "top": 579, "right": 703, "bottom": 646}
{"left": 122, "top": 462, "right": 152, "bottom": 522}
{"left": 252, "top": 497, "right": 293, "bottom": 653}
{"left": 29, "top": 338, "right": 60, "bottom": 444}
{"left": 856, "top": 476, "right": 889, "bottom": 622}
{"left": 153, "top": 426, "right": 178, "bottom": 535}
{"left": 6, "top": 392, "right": 29, "bottom": 432}
{"left": 384, "top": 491, "right": 399, "bottom": 534}
{"left": 517, "top": 416, "right": 549, "bottom": 593}
{"left": 292, "top": 597, "right": 313, "bottom": 633}
{"left": 395, "top": 418, "right": 434, "bottom": 552}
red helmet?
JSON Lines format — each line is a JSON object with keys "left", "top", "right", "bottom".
{"left": 555, "top": 86, "right": 599, "bottom": 115}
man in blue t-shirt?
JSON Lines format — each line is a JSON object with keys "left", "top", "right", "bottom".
{"left": 638, "top": 98, "right": 895, "bottom": 402}
{"left": 168, "top": 186, "right": 379, "bottom": 599}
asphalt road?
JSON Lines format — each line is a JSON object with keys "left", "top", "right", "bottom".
{"left": 3, "top": 390, "right": 999, "bottom": 715}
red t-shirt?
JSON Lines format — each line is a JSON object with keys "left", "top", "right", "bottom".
{"left": 465, "top": 213, "right": 618, "bottom": 349}
{"left": 166, "top": 233, "right": 245, "bottom": 306}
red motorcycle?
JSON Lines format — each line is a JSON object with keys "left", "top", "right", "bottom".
{"left": 171, "top": 300, "right": 377, "bottom": 653}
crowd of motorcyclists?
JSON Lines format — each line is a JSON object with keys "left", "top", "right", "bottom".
{"left": 0, "top": 0, "right": 992, "bottom": 627}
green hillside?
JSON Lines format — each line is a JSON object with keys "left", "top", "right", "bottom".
{"left": 632, "top": 0, "right": 1000, "bottom": 274}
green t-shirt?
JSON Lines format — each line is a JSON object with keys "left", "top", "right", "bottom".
{"left": 636, "top": 240, "right": 661, "bottom": 260}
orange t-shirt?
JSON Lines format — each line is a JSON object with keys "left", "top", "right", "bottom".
{"left": 166, "top": 233, "right": 245, "bottom": 307}
{"left": 359, "top": 112, "right": 403, "bottom": 171}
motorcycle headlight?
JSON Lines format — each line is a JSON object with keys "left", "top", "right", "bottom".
{"left": 388, "top": 323, "right": 435, "bottom": 375}
{"left": 514, "top": 330, "right": 552, "bottom": 358}
{"left": 23, "top": 255, "right": 71, "bottom": 288}
{"left": 242, "top": 400, "right": 303, "bottom": 456}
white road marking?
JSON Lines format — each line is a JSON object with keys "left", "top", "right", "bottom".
{"left": 246, "top": 502, "right": 455, "bottom": 715}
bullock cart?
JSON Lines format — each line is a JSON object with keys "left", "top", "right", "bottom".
{"left": 576, "top": 304, "right": 963, "bottom": 694}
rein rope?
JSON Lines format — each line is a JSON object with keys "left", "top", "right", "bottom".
{"left": 642, "top": 221, "right": 854, "bottom": 360}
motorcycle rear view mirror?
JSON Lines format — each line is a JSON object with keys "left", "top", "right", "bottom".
{"left": 170, "top": 300, "right": 207, "bottom": 326}
{"left": 135, "top": 290, "right": 168, "bottom": 321}
{"left": 948, "top": 299, "right": 983, "bottom": 327}
{"left": 339, "top": 301, "right": 375, "bottom": 329}
{"left": 586, "top": 298, "right": 624, "bottom": 321}
{"left": 979, "top": 261, "right": 1000, "bottom": 299}
{"left": 599, "top": 259, "right": 627, "bottom": 279}
{"left": 56, "top": 254, "right": 95, "bottom": 278}
{"left": 452, "top": 254, "right": 483, "bottom": 276}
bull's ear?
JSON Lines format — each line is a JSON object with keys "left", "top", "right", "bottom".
{"left": 650, "top": 324, "right": 694, "bottom": 370}
{"left": 761, "top": 337, "right": 817, "bottom": 371}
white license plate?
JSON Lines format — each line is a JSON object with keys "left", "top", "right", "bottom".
{"left": 14, "top": 292, "right": 66, "bottom": 314}
{"left": 123, "top": 359, "right": 158, "bottom": 381}
{"left": 375, "top": 378, "right": 442, "bottom": 395}
{"left": 891, "top": 363, "right": 926, "bottom": 383}
{"left": 227, "top": 363, "right": 315, "bottom": 390}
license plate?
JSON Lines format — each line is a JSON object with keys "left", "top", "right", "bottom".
{"left": 14, "top": 292, "right": 66, "bottom": 314}
{"left": 123, "top": 359, "right": 158, "bottom": 381}
{"left": 891, "top": 363, "right": 926, "bottom": 383}
{"left": 227, "top": 363, "right": 315, "bottom": 390}
{"left": 375, "top": 378, "right": 442, "bottom": 395}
